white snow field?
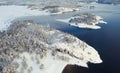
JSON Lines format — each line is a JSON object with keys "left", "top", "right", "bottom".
{"left": 0, "top": 5, "right": 49, "bottom": 32}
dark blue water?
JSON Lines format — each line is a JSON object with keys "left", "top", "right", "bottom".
{"left": 14, "top": 4, "right": 120, "bottom": 73}
{"left": 57, "top": 11, "right": 120, "bottom": 73}
{"left": 61, "top": 5, "right": 120, "bottom": 73}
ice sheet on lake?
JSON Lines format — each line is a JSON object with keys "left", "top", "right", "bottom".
{"left": 0, "top": 5, "right": 49, "bottom": 32}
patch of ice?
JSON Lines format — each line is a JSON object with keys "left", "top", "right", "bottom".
{"left": 99, "top": 20, "right": 107, "bottom": 24}
{"left": 71, "top": 23, "right": 101, "bottom": 29}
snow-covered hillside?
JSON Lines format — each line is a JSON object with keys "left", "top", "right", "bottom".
{"left": 0, "top": 21, "right": 102, "bottom": 73}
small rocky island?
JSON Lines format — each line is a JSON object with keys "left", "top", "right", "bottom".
{"left": 0, "top": 20, "right": 102, "bottom": 73}
{"left": 57, "top": 13, "right": 107, "bottom": 29}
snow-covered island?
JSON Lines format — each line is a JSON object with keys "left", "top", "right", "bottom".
{"left": 0, "top": 5, "right": 102, "bottom": 73}
{"left": 0, "top": 20, "right": 102, "bottom": 73}
{"left": 57, "top": 13, "right": 107, "bottom": 29}
{"left": 28, "top": 5, "right": 80, "bottom": 14}
{"left": 41, "top": 6, "right": 79, "bottom": 14}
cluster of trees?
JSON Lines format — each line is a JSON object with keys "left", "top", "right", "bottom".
{"left": 0, "top": 20, "right": 49, "bottom": 73}
{"left": 69, "top": 13, "right": 100, "bottom": 25}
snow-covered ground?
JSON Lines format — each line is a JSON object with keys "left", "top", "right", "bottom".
{"left": 57, "top": 15, "right": 107, "bottom": 29}
{"left": 11, "top": 22, "right": 102, "bottom": 73}
{"left": 0, "top": 5, "right": 49, "bottom": 32}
